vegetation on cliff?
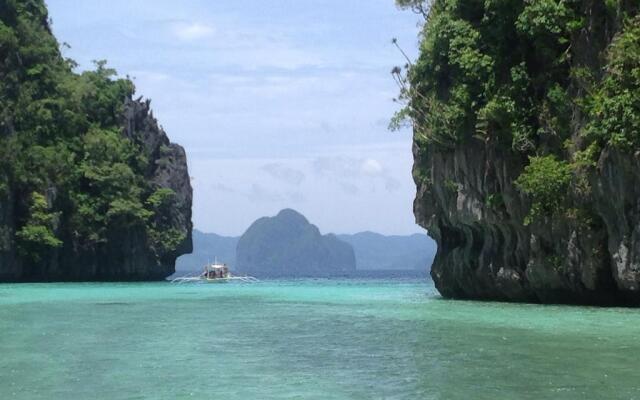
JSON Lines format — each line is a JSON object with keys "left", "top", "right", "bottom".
{"left": 395, "top": 0, "right": 638, "bottom": 224}
{"left": 0, "top": 0, "right": 191, "bottom": 279}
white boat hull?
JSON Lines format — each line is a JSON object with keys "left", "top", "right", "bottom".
{"left": 170, "top": 276, "right": 259, "bottom": 284}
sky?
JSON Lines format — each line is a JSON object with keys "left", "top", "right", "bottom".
{"left": 46, "top": 0, "right": 424, "bottom": 236}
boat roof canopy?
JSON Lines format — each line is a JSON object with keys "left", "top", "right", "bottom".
{"left": 206, "top": 264, "right": 227, "bottom": 269}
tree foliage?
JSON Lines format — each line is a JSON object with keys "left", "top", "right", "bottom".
{"left": 395, "top": 0, "right": 639, "bottom": 223}
{"left": 585, "top": 16, "right": 640, "bottom": 150}
{"left": 394, "top": 0, "right": 583, "bottom": 149}
{"left": 16, "top": 192, "right": 62, "bottom": 260}
{"left": 0, "top": 0, "right": 183, "bottom": 264}
{"left": 515, "top": 155, "right": 572, "bottom": 224}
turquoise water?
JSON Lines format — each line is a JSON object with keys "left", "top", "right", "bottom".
{"left": 0, "top": 280, "right": 639, "bottom": 400}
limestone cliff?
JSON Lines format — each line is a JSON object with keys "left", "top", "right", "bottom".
{"left": 401, "top": 1, "right": 640, "bottom": 304}
{"left": 0, "top": 0, "right": 191, "bottom": 281}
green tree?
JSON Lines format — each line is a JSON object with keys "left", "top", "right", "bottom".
{"left": 585, "top": 16, "right": 640, "bottom": 150}
{"left": 146, "top": 188, "right": 186, "bottom": 255}
{"left": 515, "top": 155, "right": 572, "bottom": 224}
{"left": 16, "top": 192, "right": 62, "bottom": 260}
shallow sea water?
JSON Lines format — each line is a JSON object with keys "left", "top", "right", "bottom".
{"left": 0, "top": 279, "right": 639, "bottom": 400}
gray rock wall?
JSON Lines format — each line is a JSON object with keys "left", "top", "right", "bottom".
{"left": 414, "top": 138, "right": 640, "bottom": 305}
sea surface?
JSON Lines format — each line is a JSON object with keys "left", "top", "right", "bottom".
{"left": 0, "top": 279, "right": 639, "bottom": 400}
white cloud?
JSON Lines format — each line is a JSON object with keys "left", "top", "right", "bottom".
{"left": 173, "top": 22, "right": 215, "bottom": 41}
{"left": 361, "top": 158, "right": 383, "bottom": 175}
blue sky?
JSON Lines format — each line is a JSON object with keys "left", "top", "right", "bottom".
{"left": 46, "top": 0, "right": 424, "bottom": 236}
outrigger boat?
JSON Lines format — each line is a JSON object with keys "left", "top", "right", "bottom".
{"left": 171, "top": 261, "right": 258, "bottom": 284}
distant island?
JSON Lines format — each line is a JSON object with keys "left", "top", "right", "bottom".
{"left": 176, "top": 209, "right": 434, "bottom": 278}
{"left": 337, "top": 231, "right": 435, "bottom": 271}
{"left": 0, "top": 1, "right": 192, "bottom": 281}
{"left": 236, "top": 209, "right": 355, "bottom": 278}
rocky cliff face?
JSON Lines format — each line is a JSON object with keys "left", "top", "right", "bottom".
{"left": 406, "top": 1, "right": 640, "bottom": 305}
{"left": 416, "top": 137, "right": 640, "bottom": 305}
{"left": 236, "top": 209, "right": 355, "bottom": 278}
{"left": 414, "top": 137, "right": 632, "bottom": 304}
{"left": 123, "top": 97, "right": 193, "bottom": 270}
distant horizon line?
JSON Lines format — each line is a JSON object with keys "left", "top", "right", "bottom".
{"left": 192, "top": 227, "right": 429, "bottom": 238}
